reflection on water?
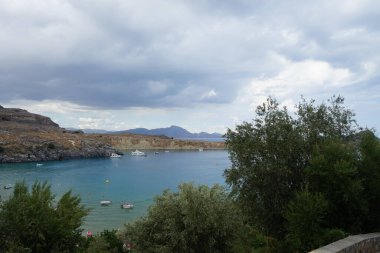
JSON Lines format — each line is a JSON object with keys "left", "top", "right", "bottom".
{"left": 0, "top": 150, "right": 230, "bottom": 233}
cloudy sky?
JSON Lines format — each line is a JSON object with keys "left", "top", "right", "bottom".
{"left": 1, "top": 0, "right": 380, "bottom": 133}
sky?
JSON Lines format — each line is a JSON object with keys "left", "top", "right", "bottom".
{"left": 1, "top": 0, "right": 380, "bottom": 134}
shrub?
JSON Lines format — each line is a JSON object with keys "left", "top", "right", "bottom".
{"left": 123, "top": 183, "right": 243, "bottom": 253}
{"left": 0, "top": 181, "right": 89, "bottom": 252}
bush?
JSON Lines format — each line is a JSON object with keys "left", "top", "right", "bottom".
{"left": 122, "top": 183, "right": 243, "bottom": 253}
{"left": 86, "top": 230, "right": 123, "bottom": 253}
{"left": 285, "top": 189, "right": 328, "bottom": 252}
{"left": 0, "top": 181, "right": 89, "bottom": 252}
{"left": 0, "top": 146, "right": 4, "bottom": 153}
{"left": 47, "top": 143, "right": 55, "bottom": 149}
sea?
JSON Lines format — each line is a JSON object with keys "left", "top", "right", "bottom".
{"left": 0, "top": 150, "right": 231, "bottom": 233}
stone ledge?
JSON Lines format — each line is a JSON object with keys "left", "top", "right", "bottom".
{"left": 309, "top": 233, "right": 380, "bottom": 253}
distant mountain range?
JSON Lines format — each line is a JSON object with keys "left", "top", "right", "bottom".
{"left": 76, "top": 126, "right": 223, "bottom": 139}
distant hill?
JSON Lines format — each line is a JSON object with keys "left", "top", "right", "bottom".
{"left": 117, "top": 125, "right": 223, "bottom": 139}
{"left": 77, "top": 125, "right": 223, "bottom": 139}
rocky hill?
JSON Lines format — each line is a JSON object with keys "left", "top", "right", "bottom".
{"left": 0, "top": 106, "right": 115, "bottom": 163}
{"left": 108, "top": 133, "right": 225, "bottom": 150}
{"left": 0, "top": 106, "right": 225, "bottom": 163}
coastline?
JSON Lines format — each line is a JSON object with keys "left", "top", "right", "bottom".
{"left": 0, "top": 133, "right": 225, "bottom": 163}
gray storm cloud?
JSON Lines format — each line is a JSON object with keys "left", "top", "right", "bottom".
{"left": 0, "top": 0, "right": 379, "bottom": 110}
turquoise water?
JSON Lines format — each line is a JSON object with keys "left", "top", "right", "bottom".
{"left": 0, "top": 150, "right": 230, "bottom": 233}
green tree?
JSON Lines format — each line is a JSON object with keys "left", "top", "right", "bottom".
{"left": 0, "top": 181, "right": 89, "bottom": 252}
{"left": 357, "top": 130, "right": 380, "bottom": 231}
{"left": 122, "top": 183, "right": 242, "bottom": 253}
{"left": 306, "top": 139, "right": 366, "bottom": 233}
{"left": 225, "top": 97, "right": 305, "bottom": 238}
{"left": 86, "top": 230, "right": 124, "bottom": 253}
{"left": 224, "top": 95, "right": 378, "bottom": 252}
{"left": 285, "top": 189, "right": 328, "bottom": 252}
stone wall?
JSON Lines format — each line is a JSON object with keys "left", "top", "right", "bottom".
{"left": 309, "top": 233, "right": 380, "bottom": 253}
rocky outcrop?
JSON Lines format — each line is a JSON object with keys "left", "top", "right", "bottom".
{"left": 0, "top": 106, "right": 117, "bottom": 163}
{"left": 0, "top": 106, "right": 60, "bottom": 130}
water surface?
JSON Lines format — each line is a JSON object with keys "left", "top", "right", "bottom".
{"left": 0, "top": 150, "right": 230, "bottom": 233}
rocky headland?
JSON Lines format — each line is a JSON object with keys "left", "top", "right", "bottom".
{"left": 0, "top": 106, "right": 225, "bottom": 163}
{"left": 0, "top": 105, "right": 116, "bottom": 163}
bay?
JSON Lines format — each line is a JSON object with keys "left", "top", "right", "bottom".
{"left": 0, "top": 150, "right": 230, "bottom": 233}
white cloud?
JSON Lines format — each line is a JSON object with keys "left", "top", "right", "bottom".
{"left": 201, "top": 89, "right": 217, "bottom": 99}
{"left": 3, "top": 100, "right": 92, "bottom": 114}
{"left": 245, "top": 59, "right": 354, "bottom": 99}
{"left": 78, "top": 117, "right": 101, "bottom": 129}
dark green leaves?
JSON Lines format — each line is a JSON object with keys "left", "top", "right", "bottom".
{"left": 123, "top": 183, "right": 242, "bottom": 253}
{"left": 224, "top": 95, "right": 380, "bottom": 252}
{"left": 0, "top": 181, "right": 89, "bottom": 252}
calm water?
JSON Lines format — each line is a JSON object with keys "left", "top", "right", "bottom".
{"left": 0, "top": 150, "right": 230, "bottom": 233}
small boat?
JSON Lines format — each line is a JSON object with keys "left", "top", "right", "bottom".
{"left": 100, "top": 200, "right": 112, "bottom": 206}
{"left": 154, "top": 152, "right": 159, "bottom": 155}
{"left": 131, "top": 150, "right": 145, "bottom": 156}
{"left": 164, "top": 150, "right": 170, "bottom": 153}
{"left": 110, "top": 153, "right": 122, "bottom": 158}
{"left": 4, "top": 184, "right": 13, "bottom": 190}
{"left": 198, "top": 148, "right": 204, "bottom": 152}
{"left": 121, "top": 203, "right": 134, "bottom": 209}
{"left": 36, "top": 163, "right": 43, "bottom": 167}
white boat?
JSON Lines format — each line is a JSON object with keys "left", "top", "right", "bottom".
{"left": 110, "top": 153, "right": 122, "bottom": 158}
{"left": 100, "top": 200, "right": 112, "bottom": 206}
{"left": 4, "top": 184, "right": 13, "bottom": 190}
{"left": 131, "top": 150, "right": 145, "bottom": 156}
{"left": 121, "top": 203, "right": 134, "bottom": 209}
{"left": 198, "top": 148, "right": 204, "bottom": 152}
{"left": 36, "top": 163, "right": 43, "bottom": 167}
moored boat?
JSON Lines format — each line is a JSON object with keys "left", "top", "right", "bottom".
{"left": 121, "top": 203, "right": 134, "bottom": 209}
{"left": 131, "top": 150, "right": 145, "bottom": 156}
{"left": 4, "top": 184, "right": 13, "bottom": 190}
{"left": 110, "top": 153, "right": 122, "bottom": 158}
{"left": 100, "top": 200, "right": 112, "bottom": 206}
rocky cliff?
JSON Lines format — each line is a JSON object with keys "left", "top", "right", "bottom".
{"left": 0, "top": 106, "right": 115, "bottom": 163}
{"left": 0, "top": 106, "right": 225, "bottom": 163}
{"left": 108, "top": 134, "right": 225, "bottom": 150}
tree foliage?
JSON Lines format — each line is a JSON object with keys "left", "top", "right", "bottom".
{"left": 86, "top": 230, "right": 124, "bottom": 253}
{"left": 0, "top": 181, "right": 89, "bottom": 252}
{"left": 225, "top": 95, "right": 380, "bottom": 252}
{"left": 122, "top": 183, "right": 243, "bottom": 253}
